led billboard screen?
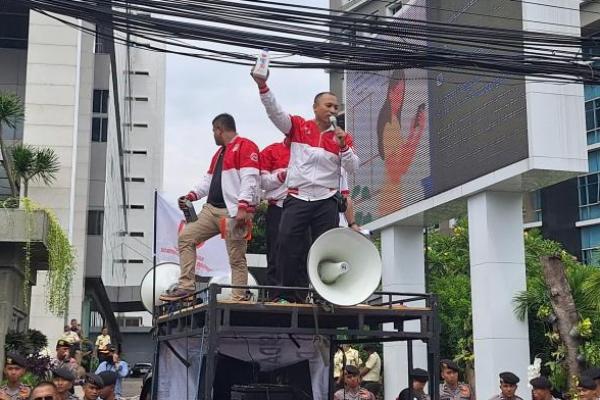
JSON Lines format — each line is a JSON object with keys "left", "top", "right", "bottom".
{"left": 346, "top": 0, "right": 529, "bottom": 224}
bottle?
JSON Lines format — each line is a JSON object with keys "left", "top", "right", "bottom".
{"left": 251, "top": 49, "right": 270, "bottom": 80}
{"left": 182, "top": 199, "right": 198, "bottom": 223}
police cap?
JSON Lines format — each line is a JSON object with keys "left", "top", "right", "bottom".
{"left": 84, "top": 373, "right": 104, "bottom": 388}
{"left": 5, "top": 352, "right": 27, "bottom": 368}
{"left": 499, "top": 372, "right": 520, "bottom": 385}
{"left": 440, "top": 359, "right": 460, "bottom": 372}
{"left": 98, "top": 371, "right": 118, "bottom": 387}
{"left": 53, "top": 367, "right": 76, "bottom": 382}
{"left": 530, "top": 376, "right": 552, "bottom": 390}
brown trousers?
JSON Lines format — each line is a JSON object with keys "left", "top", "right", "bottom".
{"left": 178, "top": 204, "right": 248, "bottom": 300}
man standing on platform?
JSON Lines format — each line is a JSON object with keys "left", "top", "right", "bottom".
{"left": 253, "top": 71, "right": 359, "bottom": 303}
{"left": 439, "top": 359, "right": 472, "bottom": 400}
{"left": 489, "top": 372, "right": 523, "bottom": 400}
{"left": 160, "top": 113, "right": 260, "bottom": 302}
{"left": 259, "top": 138, "right": 292, "bottom": 293}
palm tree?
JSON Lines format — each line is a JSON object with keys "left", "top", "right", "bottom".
{"left": 10, "top": 144, "right": 60, "bottom": 197}
{"left": 0, "top": 92, "right": 25, "bottom": 197}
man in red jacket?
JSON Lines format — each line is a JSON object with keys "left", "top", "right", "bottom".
{"left": 253, "top": 72, "right": 359, "bottom": 302}
{"left": 160, "top": 113, "right": 260, "bottom": 302}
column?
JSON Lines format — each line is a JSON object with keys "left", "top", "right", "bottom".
{"left": 381, "top": 225, "right": 427, "bottom": 400}
{"left": 467, "top": 191, "right": 530, "bottom": 400}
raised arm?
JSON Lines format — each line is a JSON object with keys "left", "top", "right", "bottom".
{"left": 253, "top": 73, "right": 292, "bottom": 135}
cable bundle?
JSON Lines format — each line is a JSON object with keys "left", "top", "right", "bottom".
{"left": 17, "top": 0, "right": 600, "bottom": 83}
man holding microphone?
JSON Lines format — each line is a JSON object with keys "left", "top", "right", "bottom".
{"left": 252, "top": 70, "right": 359, "bottom": 303}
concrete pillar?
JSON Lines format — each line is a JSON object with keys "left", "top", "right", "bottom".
{"left": 0, "top": 244, "right": 27, "bottom": 372}
{"left": 467, "top": 192, "right": 530, "bottom": 400}
{"left": 381, "top": 225, "right": 427, "bottom": 400}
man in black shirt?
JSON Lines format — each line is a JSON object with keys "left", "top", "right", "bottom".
{"left": 160, "top": 113, "right": 260, "bottom": 302}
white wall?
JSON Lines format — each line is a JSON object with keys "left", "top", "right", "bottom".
{"left": 25, "top": 13, "right": 95, "bottom": 348}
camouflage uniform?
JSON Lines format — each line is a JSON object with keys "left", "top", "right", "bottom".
{"left": 0, "top": 383, "right": 31, "bottom": 400}
{"left": 440, "top": 383, "right": 473, "bottom": 400}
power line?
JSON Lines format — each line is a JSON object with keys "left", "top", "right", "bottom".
{"left": 19, "top": 0, "right": 600, "bottom": 83}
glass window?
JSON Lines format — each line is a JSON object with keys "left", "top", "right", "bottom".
{"left": 93, "top": 90, "right": 109, "bottom": 114}
{"left": 87, "top": 210, "right": 104, "bottom": 235}
{"left": 92, "top": 117, "right": 108, "bottom": 142}
{"left": 585, "top": 98, "right": 600, "bottom": 145}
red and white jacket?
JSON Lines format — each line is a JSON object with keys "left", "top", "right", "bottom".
{"left": 260, "top": 141, "right": 290, "bottom": 207}
{"left": 259, "top": 86, "right": 359, "bottom": 201}
{"left": 186, "top": 136, "right": 260, "bottom": 217}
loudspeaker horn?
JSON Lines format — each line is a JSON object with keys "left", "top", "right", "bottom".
{"left": 208, "top": 272, "right": 259, "bottom": 301}
{"left": 307, "top": 227, "right": 382, "bottom": 306}
{"left": 140, "top": 262, "right": 180, "bottom": 312}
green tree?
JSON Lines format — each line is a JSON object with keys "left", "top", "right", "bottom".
{"left": 514, "top": 231, "right": 600, "bottom": 393}
{"left": 10, "top": 144, "right": 59, "bottom": 197}
{"left": 247, "top": 201, "right": 267, "bottom": 254}
{"left": 426, "top": 219, "right": 473, "bottom": 369}
{"left": 0, "top": 92, "right": 25, "bottom": 197}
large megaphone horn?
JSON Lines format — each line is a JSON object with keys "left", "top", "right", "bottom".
{"left": 307, "top": 228, "right": 382, "bottom": 306}
{"left": 208, "top": 272, "right": 259, "bottom": 301}
{"left": 140, "top": 262, "right": 180, "bottom": 313}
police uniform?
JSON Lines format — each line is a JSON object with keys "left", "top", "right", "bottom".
{"left": 0, "top": 353, "right": 31, "bottom": 400}
{"left": 53, "top": 367, "right": 80, "bottom": 400}
{"left": 439, "top": 360, "right": 472, "bottom": 400}
{"left": 488, "top": 372, "right": 523, "bottom": 400}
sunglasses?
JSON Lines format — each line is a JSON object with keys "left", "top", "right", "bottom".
{"left": 33, "top": 397, "right": 54, "bottom": 400}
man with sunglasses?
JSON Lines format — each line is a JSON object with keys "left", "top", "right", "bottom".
{"left": 28, "top": 382, "right": 57, "bottom": 400}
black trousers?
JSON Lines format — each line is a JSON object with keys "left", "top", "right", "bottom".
{"left": 266, "top": 204, "right": 283, "bottom": 287}
{"left": 275, "top": 195, "right": 339, "bottom": 302}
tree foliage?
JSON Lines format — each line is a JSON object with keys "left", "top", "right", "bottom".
{"left": 426, "top": 220, "right": 600, "bottom": 393}
{"left": 0, "top": 92, "right": 25, "bottom": 197}
{"left": 10, "top": 144, "right": 60, "bottom": 197}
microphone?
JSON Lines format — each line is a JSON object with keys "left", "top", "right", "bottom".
{"left": 329, "top": 115, "right": 337, "bottom": 130}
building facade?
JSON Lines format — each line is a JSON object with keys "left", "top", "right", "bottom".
{"left": 0, "top": 3, "right": 165, "bottom": 348}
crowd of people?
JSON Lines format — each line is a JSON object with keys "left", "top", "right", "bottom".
{"left": 331, "top": 357, "right": 600, "bottom": 400}
{"left": 0, "top": 323, "right": 129, "bottom": 400}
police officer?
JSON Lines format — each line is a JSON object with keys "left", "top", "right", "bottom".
{"left": 439, "top": 359, "right": 472, "bottom": 400}
{"left": 97, "top": 371, "right": 118, "bottom": 400}
{"left": 55, "top": 339, "right": 79, "bottom": 374}
{"left": 82, "top": 374, "right": 104, "bottom": 400}
{"left": 398, "top": 368, "right": 430, "bottom": 400}
{"left": 530, "top": 376, "right": 558, "bottom": 400}
{"left": 0, "top": 353, "right": 30, "bottom": 400}
{"left": 583, "top": 368, "right": 600, "bottom": 399}
{"left": 489, "top": 372, "right": 523, "bottom": 400}
{"left": 578, "top": 376, "right": 598, "bottom": 400}
{"left": 53, "top": 367, "right": 79, "bottom": 400}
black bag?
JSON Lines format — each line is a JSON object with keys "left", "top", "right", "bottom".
{"left": 333, "top": 191, "right": 347, "bottom": 213}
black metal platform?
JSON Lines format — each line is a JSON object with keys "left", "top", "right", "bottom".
{"left": 152, "top": 285, "right": 440, "bottom": 400}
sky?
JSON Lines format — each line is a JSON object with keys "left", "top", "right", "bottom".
{"left": 161, "top": 2, "right": 330, "bottom": 202}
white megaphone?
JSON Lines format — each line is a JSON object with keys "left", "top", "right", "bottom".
{"left": 140, "top": 262, "right": 180, "bottom": 312}
{"left": 307, "top": 228, "right": 382, "bottom": 306}
{"left": 208, "top": 272, "right": 259, "bottom": 301}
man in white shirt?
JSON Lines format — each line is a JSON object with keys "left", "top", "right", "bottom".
{"left": 360, "top": 345, "right": 381, "bottom": 397}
